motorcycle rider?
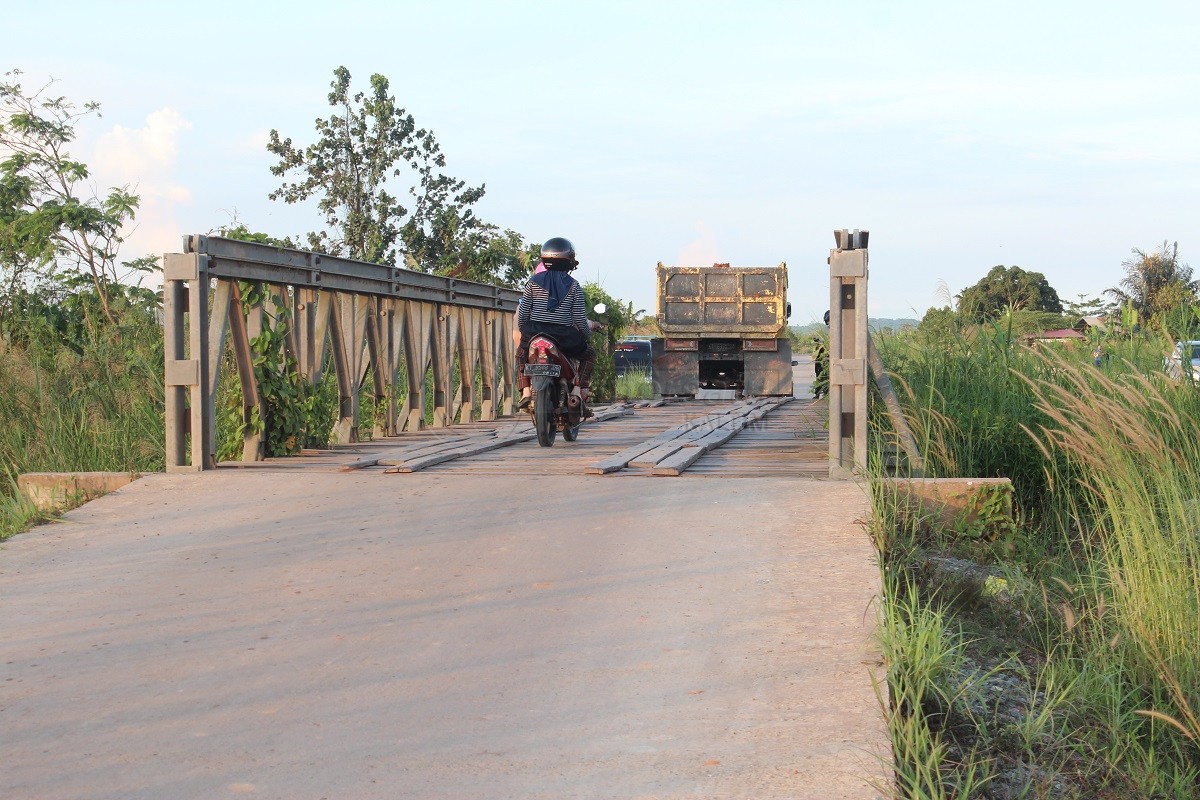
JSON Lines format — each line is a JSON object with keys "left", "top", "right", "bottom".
{"left": 515, "top": 237, "right": 596, "bottom": 411}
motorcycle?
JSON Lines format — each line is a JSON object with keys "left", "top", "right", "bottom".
{"left": 522, "top": 304, "right": 605, "bottom": 447}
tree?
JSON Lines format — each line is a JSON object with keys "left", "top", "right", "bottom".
{"left": 581, "top": 282, "right": 642, "bottom": 400}
{"left": 1104, "top": 241, "right": 1197, "bottom": 329}
{"left": 916, "top": 306, "right": 959, "bottom": 347}
{"left": 1062, "top": 293, "right": 1115, "bottom": 320}
{"left": 417, "top": 221, "right": 541, "bottom": 288}
{"left": 956, "top": 265, "right": 1063, "bottom": 323}
{"left": 268, "top": 66, "right": 526, "bottom": 283}
{"left": 0, "top": 70, "right": 150, "bottom": 326}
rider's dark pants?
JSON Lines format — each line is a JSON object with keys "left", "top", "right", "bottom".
{"left": 516, "top": 323, "right": 596, "bottom": 391}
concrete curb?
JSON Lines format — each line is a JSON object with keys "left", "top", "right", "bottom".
{"left": 16, "top": 472, "right": 142, "bottom": 513}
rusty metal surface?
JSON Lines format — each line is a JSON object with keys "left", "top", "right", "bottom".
{"left": 655, "top": 263, "right": 788, "bottom": 337}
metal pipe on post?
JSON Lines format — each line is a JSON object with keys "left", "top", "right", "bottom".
{"left": 827, "top": 229, "right": 869, "bottom": 479}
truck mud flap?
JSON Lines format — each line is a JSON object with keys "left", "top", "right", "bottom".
{"left": 743, "top": 340, "right": 793, "bottom": 396}
{"left": 651, "top": 340, "right": 699, "bottom": 396}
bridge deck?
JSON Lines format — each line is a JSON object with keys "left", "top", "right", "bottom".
{"left": 217, "top": 398, "right": 830, "bottom": 478}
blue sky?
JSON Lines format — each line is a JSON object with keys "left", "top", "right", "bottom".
{"left": 6, "top": 0, "right": 1198, "bottom": 321}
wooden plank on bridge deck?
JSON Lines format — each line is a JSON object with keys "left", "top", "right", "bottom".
{"left": 384, "top": 432, "right": 537, "bottom": 473}
{"left": 649, "top": 445, "right": 706, "bottom": 476}
{"left": 651, "top": 418, "right": 752, "bottom": 476}
{"left": 585, "top": 416, "right": 718, "bottom": 473}
{"left": 382, "top": 404, "right": 628, "bottom": 473}
{"left": 340, "top": 436, "right": 474, "bottom": 471}
{"left": 590, "top": 397, "right": 785, "bottom": 474}
{"left": 628, "top": 441, "right": 689, "bottom": 468}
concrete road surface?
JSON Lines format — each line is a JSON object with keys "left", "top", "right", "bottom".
{"left": 2, "top": 471, "right": 887, "bottom": 799}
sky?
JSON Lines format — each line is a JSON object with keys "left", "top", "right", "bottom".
{"left": 5, "top": 0, "right": 1198, "bottom": 322}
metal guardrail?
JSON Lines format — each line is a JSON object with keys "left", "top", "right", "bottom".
{"left": 163, "top": 236, "right": 522, "bottom": 472}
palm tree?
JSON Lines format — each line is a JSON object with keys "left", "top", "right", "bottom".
{"left": 1105, "top": 241, "right": 1197, "bottom": 327}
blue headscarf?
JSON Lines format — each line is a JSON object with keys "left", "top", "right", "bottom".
{"left": 530, "top": 265, "right": 574, "bottom": 313}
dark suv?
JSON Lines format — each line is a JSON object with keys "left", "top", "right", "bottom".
{"left": 612, "top": 339, "right": 652, "bottom": 377}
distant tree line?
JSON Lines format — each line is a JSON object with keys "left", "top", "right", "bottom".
{"left": 918, "top": 243, "right": 1197, "bottom": 342}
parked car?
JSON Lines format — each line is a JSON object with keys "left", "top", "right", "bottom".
{"left": 1165, "top": 341, "right": 1200, "bottom": 382}
{"left": 612, "top": 338, "right": 652, "bottom": 377}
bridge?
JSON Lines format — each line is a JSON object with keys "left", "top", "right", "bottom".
{"left": 2, "top": 234, "right": 894, "bottom": 799}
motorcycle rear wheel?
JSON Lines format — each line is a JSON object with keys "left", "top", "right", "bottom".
{"left": 532, "top": 375, "right": 556, "bottom": 447}
{"left": 563, "top": 398, "right": 581, "bottom": 441}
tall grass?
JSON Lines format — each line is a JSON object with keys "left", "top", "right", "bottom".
{"left": 873, "top": 324, "right": 1200, "bottom": 796}
{"left": 1025, "top": 354, "right": 1200, "bottom": 744}
{"left": 878, "top": 572, "right": 988, "bottom": 798}
{"left": 614, "top": 367, "right": 654, "bottom": 400}
{"left": 0, "top": 310, "right": 163, "bottom": 538}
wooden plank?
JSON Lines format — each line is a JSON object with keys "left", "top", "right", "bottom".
{"left": 650, "top": 399, "right": 790, "bottom": 476}
{"left": 585, "top": 427, "right": 695, "bottom": 474}
{"left": 339, "top": 435, "right": 474, "bottom": 471}
{"left": 651, "top": 446, "right": 707, "bottom": 476}
{"left": 628, "top": 441, "right": 690, "bottom": 468}
{"left": 583, "top": 402, "right": 758, "bottom": 474}
{"left": 590, "top": 406, "right": 632, "bottom": 423}
{"left": 385, "top": 433, "right": 538, "bottom": 473}
{"left": 689, "top": 420, "right": 746, "bottom": 450}
{"left": 585, "top": 444, "right": 662, "bottom": 474}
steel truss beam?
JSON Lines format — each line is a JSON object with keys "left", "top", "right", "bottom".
{"left": 163, "top": 236, "right": 522, "bottom": 472}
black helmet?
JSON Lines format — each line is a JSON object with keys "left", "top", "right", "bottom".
{"left": 540, "top": 237, "right": 578, "bottom": 269}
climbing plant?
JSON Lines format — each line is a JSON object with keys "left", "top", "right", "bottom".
{"left": 215, "top": 282, "right": 336, "bottom": 462}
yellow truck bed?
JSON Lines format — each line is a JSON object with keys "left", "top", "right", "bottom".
{"left": 656, "top": 263, "right": 788, "bottom": 338}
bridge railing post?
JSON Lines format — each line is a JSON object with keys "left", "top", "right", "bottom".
{"left": 827, "top": 229, "right": 869, "bottom": 479}
{"left": 163, "top": 250, "right": 214, "bottom": 471}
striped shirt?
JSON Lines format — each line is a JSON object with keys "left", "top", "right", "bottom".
{"left": 517, "top": 276, "right": 589, "bottom": 333}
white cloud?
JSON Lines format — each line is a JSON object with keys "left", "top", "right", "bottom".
{"left": 91, "top": 107, "right": 193, "bottom": 266}
{"left": 676, "top": 221, "right": 722, "bottom": 266}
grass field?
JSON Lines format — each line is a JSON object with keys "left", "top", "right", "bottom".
{"left": 872, "top": 325, "right": 1200, "bottom": 798}
{"left": 0, "top": 312, "right": 164, "bottom": 539}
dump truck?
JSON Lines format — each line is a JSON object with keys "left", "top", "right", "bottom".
{"left": 651, "top": 262, "right": 793, "bottom": 397}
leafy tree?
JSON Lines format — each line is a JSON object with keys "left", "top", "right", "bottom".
{"left": 917, "top": 306, "right": 958, "bottom": 340}
{"left": 956, "top": 265, "right": 1063, "bottom": 323}
{"left": 581, "top": 282, "right": 641, "bottom": 400}
{"left": 0, "top": 70, "right": 151, "bottom": 326}
{"left": 267, "top": 66, "right": 528, "bottom": 284}
{"left": 1105, "top": 241, "right": 1197, "bottom": 329}
{"left": 424, "top": 224, "right": 541, "bottom": 287}
{"left": 1062, "top": 293, "right": 1114, "bottom": 320}
{"left": 212, "top": 221, "right": 293, "bottom": 249}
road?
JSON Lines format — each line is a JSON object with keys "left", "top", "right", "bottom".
{"left": 2, "top": 386, "right": 887, "bottom": 799}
